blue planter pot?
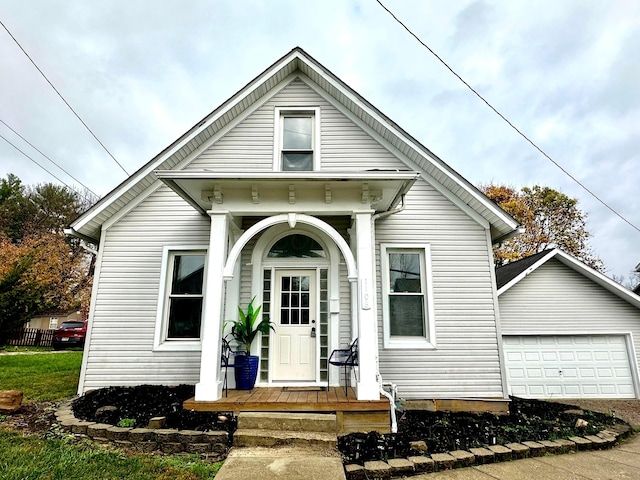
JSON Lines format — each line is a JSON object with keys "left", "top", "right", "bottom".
{"left": 234, "top": 355, "right": 259, "bottom": 390}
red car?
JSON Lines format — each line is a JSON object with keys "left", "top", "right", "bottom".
{"left": 52, "top": 321, "right": 87, "bottom": 350}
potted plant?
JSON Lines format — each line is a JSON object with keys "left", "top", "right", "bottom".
{"left": 226, "top": 297, "right": 274, "bottom": 390}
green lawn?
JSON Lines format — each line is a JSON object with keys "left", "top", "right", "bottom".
{"left": 0, "top": 430, "right": 222, "bottom": 480}
{"left": 0, "top": 351, "right": 83, "bottom": 401}
{"left": 0, "top": 350, "right": 223, "bottom": 478}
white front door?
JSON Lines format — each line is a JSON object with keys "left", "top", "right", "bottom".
{"left": 272, "top": 269, "right": 317, "bottom": 382}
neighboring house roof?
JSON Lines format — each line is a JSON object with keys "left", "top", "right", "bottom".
{"left": 68, "top": 47, "right": 519, "bottom": 243}
{"left": 496, "top": 248, "right": 640, "bottom": 310}
{"left": 495, "top": 250, "right": 554, "bottom": 290}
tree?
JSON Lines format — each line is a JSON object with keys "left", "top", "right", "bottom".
{"left": 0, "top": 174, "right": 97, "bottom": 344}
{"left": 482, "top": 184, "right": 603, "bottom": 271}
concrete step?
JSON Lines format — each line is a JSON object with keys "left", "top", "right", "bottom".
{"left": 233, "top": 428, "right": 337, "bottom": 449}
{"left": 237, "top": 412, "right": 337, "bottom": 433}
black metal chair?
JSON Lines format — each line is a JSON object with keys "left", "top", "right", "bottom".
{"left": 221, "top": 337, "right": 242, "bottom": 397}
{"left": 328, "top": 338, "right": 358, "bottom": 395}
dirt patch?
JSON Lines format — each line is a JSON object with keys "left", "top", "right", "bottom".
{"left": 557, "top": 399, "right": 640, "bottom": 427}
{"left": 0, "top": 401, "right": 58, "bottom": 434}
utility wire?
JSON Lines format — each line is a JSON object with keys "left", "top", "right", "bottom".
{"left": 0, "top": 132, "right": 96, "bottom": 204}
{"left": 375, "top": 0, "right": 640, "bottom": 235}
{"left": 0, "top": 20, "right": 130, "bottom": 176}
{"left": 0, "top": 119, "right": 99, "bottom": 198}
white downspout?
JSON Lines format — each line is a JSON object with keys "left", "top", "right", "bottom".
{"left": 370, "top": 195, "right": 406, "bottom": 434}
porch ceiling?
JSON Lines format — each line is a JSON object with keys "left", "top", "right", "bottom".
{"left": 155, "top": 170, "right": 419, "bottom": 215}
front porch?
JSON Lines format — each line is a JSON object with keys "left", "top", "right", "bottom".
{"left": 183, "top": 386, "right": 391, "bottom": 433}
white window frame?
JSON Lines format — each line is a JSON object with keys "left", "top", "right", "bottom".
{"left": 273, "top": 107, "right": 321, "bottom": 171}
{"left": 153, "top": 246, "right": 208, "bottom": 351}
{"left": 381, "top": 243, "right": 436, "bottom": 349}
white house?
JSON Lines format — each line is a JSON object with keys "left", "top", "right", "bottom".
{"left": 498, "top": 248, "right": 640, "bottom": 399}
{"left": 67, "top": 48, "right": 520, "bottom": 405}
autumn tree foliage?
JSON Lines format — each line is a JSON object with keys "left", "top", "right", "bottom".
{"left": 482, "top": 184, "right": 603, "bottom": 271}
{"left": 0, "top": 174, "right": 96, "bottom": 344}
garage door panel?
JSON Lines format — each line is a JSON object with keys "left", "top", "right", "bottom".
{"left": 504, "top": 335, "right": 636, "bottom": 399}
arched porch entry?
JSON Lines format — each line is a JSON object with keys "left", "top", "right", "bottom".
{"left": 195, "top": 211, "right": 379, "bottom": 402}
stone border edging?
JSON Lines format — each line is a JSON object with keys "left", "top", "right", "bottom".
{"left": 55, "top": 402, "right": 228, "bottom": 457}
{"left": 344, "top": 426, "right": 632, "bottom": 479}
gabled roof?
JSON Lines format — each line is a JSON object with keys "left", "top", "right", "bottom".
{"left": 496, "top": 248, "right": 640, "bottom": 310}
{"left": 69, "top": 47, "right": 519, "bottom": 243}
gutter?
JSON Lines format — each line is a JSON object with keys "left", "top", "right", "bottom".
{"left": 370, "top": 195, "right": 407, "bottom": 433}
{"left": 492, "top": 226, "right": 525, "bottom": 246}
{"left": 64, "top": 227, "right": 99, "bottom": 245}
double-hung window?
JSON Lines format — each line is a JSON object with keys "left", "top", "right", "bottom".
{"left": 274, "top": 107, "right": 319, "bottom": 171}
{"left": 381, "top": 244, "right": 435, "bottom": 349}
{"left": 154, "top": 248, "right": 206, "bottom": 350}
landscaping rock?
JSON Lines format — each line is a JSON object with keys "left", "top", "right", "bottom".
{"left": 147, "top": 416, "right": 166, "bottom": 429}
{"left": 154, "top": 428, "right": 178, "bottom": 443}
{"left": 575, "top": 418, "right": 588, "bottom": 429}
{"left": 449, "top": 449, "right": 475, "bottom": 467}
{"left": 0, "top": 390, "right": 23, "bottom": 413}
{"left": 469, "top": 447, "right": 494, "bottom": 464}
{"left": 488, "top": 444, "right": 512, "bottom": 461}
{"left": 86, "top": 423, "right": 111, "bottom": 438}
{"left": 364, "top": 460, "right": 391, "bottom": 479}
{"left": 71, "top": 421, "right": 95, "bottom": 434}
{"left": 387, "top": 458, "right": 414, "bottom": 477}
{"left": 539, "top": 440, "right": 562, "bottom": 454}
{"left": 178, "top": 430, "right": 207, "bottom": 444}
{"left": 522, "top": 441, "right": 546, "bottom": 457}
{"left": 505, "top": 442, "right": 530, "bottom": 459}
{"left": 408, "top": 456, "right": 434, "bottom": 473}
{"left": 114, "top": 440, "right": 133, "bottom": 449}
{"left": 569, "top": 436, "right": 593, "bottom": 450}
{"left": 106, "top": 426, "right": 131, "bottom": 441}
{"left": 345, "top": 464, "right": 366, "bottom": 480}
{"left": 409, "top": 440, "right": 428, "bottom": 453}
{"left": 585, "top": 434, "right": 608, "bottom": 449}
{"left": 431, "top": 452, "right": 456, "bottom": 470}
{"left": 554, "top": 438, "right": 577, "bottom": 453}
{"left": 136, "top": 441, "right": 158, "bottom": 453}
{"left": 161, "top": 442, "right": 184, "bottom": 454}
{"left": 186, "top": 443, "right": 212, "bottom": 454}
{"left": 128, "top": 428, "right": 156, "bottom": 442}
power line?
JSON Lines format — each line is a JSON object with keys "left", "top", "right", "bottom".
{"left": 0, "top": 19, "right": 130, "bottom": 176}
{"left": 0, "top": 132, "right": 96, "bottom": 204}
{"left": 375, "top": 0, "right": 640, "bottom": 235}
{"left": 0, "top": 119, "right": 99, "bottom": 198}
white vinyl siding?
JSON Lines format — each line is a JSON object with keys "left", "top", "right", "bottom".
{"left": 80, "top": 186, "right": 210, "bottom": 392}
{"left": 376, "top": 180, "right": 503, "bottom": 399}
{"left": 499, "top": 259, "right": 640, "bottom": 398}
{"left": 189, "top": 77, "right": 407, "bottom": 173}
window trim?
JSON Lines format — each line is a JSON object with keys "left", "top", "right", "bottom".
{"left": 380, "top": 243, "right": 436, "bottom": 349}
{"left": 273, "top": 107, "right": 320, "bottom": 171}
{"left": 154, "top": 246, "right": 208, "bottom": 351}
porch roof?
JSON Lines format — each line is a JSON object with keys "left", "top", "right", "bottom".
{"left": 155, "top": 169, "right": 419, "bottom": 215}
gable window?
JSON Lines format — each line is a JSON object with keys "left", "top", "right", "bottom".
{"left": 274, "top": 107, "right": 320, "bottom": 171}
{"left": 381, "top": 244, "right": 435, "bottom": 349}
{"left": 154, "top": 247, "right": 207, "bottom": 350}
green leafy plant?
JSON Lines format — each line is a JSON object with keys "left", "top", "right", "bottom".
{"left": 226, "top": 297, "right": 274, "bottom": 354}
{"left": 117, "top": 418, "right": 136, "bottom": 428}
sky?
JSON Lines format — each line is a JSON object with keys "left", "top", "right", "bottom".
{"left": 0, "top": 0, "right": 638, "bottom": 284}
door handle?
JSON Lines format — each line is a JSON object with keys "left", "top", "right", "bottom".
{"left": 311, "top": 326, "right": 316, "bottom": 338}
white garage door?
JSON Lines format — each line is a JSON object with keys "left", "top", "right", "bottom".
{"left": 503, "top": 335, "right": 636, "bottom": 399}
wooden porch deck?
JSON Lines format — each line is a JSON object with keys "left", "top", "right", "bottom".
{"left": 183, "top": 387, "right": 391, "bottom": 433}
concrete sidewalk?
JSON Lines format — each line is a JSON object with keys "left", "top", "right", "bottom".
{"left": 214, "top": 446, "right": 346, "bottom": 480}
{"left": 418, "top": 433, "right": 640, "bottom": 479}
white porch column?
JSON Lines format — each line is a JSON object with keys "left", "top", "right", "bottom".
{"left": 354, "top": 210, "right": 380, "bottom": 400}
{"left": 195, "top": 211, "right": 230, "bottom": 401}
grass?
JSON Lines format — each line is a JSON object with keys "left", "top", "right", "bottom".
{"left": 0, "top": 349, "right": 224, "bottom": 478}
{"left": 0, "top": 430, "right": 223, "bottom": 480}
{"left": 0, "top": 351, "right": 83, "bottom": 401}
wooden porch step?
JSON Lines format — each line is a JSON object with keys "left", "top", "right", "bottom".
{"left": 233, "top": 428, "right": 337, "bottom": 449}
{"left": 237, "top": 412, "right": 337, "bottom": 433}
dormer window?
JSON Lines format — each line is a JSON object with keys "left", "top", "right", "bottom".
{"left": 275, "top": 107, "right": 320, "bottom": 171}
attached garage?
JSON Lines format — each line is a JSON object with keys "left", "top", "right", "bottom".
{"left": 497, "top": 249, "right": 640, "bottom": 399}
{"left": 503, "top": 334, "right": 636, "bottom": 398}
